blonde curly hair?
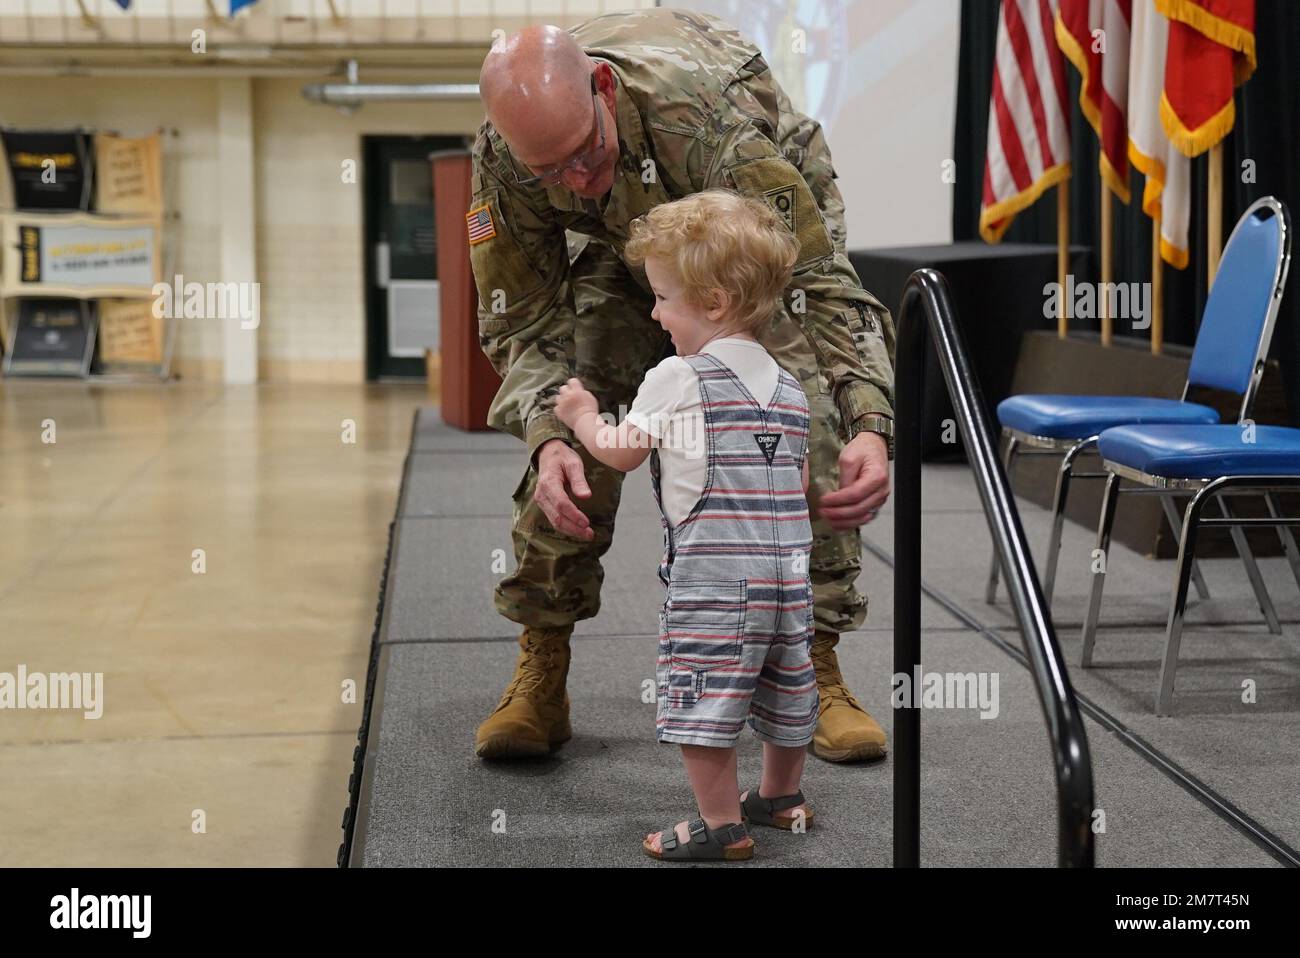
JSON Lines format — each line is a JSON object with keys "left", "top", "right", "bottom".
{"left": 624, "top": 188, "right": 800, "bottom": 335}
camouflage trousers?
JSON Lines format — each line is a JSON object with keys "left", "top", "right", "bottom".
{"left": 495, "top": 239, "right": 868, "bottom": 635}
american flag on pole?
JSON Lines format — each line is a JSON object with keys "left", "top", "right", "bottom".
{"left": 465, "top": 204, "right": 497, "bottom": 246}
{"left": 979, "top": 0, "right": 1073, "bottom": 243}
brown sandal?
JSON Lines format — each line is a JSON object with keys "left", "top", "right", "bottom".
{"left": 740, "top": 787, "right": 814, "bottom": 830}
{"left": 643, "top": 818, "right": 754, "bottom": 861}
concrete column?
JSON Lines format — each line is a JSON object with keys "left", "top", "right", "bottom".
{"left": 217, "top": 77, "right": 258, "bottom": 384}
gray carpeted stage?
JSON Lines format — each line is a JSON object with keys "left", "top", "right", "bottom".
{"left": 346, "top": 409, "right": 1300, "bottom": 867}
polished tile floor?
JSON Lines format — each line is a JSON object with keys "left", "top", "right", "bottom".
{"left": 0, "top": 381, "right": 424, "bottom": 865}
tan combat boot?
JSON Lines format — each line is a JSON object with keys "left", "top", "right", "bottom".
{"left": 810, "top": 630, "right": 888, "bottom": 762}
{"left": 474, "top": 625, "right": 573, "bottom": 759}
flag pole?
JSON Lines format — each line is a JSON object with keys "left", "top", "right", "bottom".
{"left": 1206, "top": 142, "right": 1224, "bottom": 289}
{"left": 1100, "top": 166, "right": 1113, "bottom": 347}
{"left": 1151, "top": 220, "right": 1164, "bottom": 354}
{"left": 1058, "top": 180, "right": 1070, "bottom": 338}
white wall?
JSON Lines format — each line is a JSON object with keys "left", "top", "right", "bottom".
{"left": 0, "top": 75, "right": 485, "bottom": 380}
{"left": 685, "top": 0, "right": 961, "bottom": 249}
{"left": 253, "top": 78, "right": 483, "bottom": 380}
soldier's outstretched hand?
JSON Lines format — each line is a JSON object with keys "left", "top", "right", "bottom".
{"left": 818, "top": 432, "right": 891, "bottom": 529}
{"left": 535, "top": 438, "right": 596, "bottom": 541}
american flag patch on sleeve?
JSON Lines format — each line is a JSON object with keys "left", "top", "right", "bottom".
{"left": 466, "top": 204, "right": 497, "bottom": 245}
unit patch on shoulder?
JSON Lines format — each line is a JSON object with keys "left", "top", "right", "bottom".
{"left": 466, "top": 204, "right": 497, "bottom": 245}
{"left": 763, "top": 185, "right": 796, "bottom": 232}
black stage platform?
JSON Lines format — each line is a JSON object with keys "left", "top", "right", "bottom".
{"left": 342, "top": 409, "right": 1300, "bottom": 867}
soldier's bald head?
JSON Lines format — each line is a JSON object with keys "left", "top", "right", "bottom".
{"left": 480, "top": 25, "right": 595, "bottom": 164}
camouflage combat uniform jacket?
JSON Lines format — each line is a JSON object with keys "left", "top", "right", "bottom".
{"left": 467, "top": 7, "right": 896, "bottom": 466}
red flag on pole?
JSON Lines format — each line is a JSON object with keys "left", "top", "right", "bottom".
{"left": 1157, "top": 0, "right": 1255, "bottom": 156}
{"left": 979, "top": 0, "right": 1073, "bottom": 243}
{"left": 1057, "top": 0, "right": 1133, "bottom": 204}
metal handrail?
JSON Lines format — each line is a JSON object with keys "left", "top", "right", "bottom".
{"left": 893, "top": 268, "right": 1095, "bottom": 867}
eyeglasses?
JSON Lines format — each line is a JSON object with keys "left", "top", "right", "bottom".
{"left": 512, "top": 73, "right": 606, "bottom": 187}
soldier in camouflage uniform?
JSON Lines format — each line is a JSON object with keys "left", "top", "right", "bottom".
{"left": 469, "top": 8, "right": 896, "bottom": 763}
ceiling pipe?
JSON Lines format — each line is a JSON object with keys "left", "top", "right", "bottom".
{"left": 302, "top": 81, "right": 480, "bottom": 104}
{"left": 0, "top": 64, "right": 342, "bottom": 77}
{"left": 302, "top": 58, "right": 477, "bottom": 106}
{"left": 0, "top": 57, "right": 477, "bottom": 96}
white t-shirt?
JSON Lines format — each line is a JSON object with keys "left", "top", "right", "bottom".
{"left": 625, "top": 336, "right": 782, "bottom": 527}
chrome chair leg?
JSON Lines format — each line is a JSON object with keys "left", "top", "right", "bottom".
{"left": 1221, "top": 497, "right": 1281, "bottom": 634}
{"left": 1265, "top": 491, "right": 1300, "bottom": 594}
{"left": 1081, "top": 472, "right": 1122, "bottom": 668}
{"left": 1159, "top": 494, "right": 1212, "bottom": 601}
{"left": 986, "top": 433, "right": 1019, "bottom": 604}
{"left": 1156, "top": 488, "right": 1209, "bottom": 715}
{"left": 1042, "top": 441, "right": 1085, "bottom": 604}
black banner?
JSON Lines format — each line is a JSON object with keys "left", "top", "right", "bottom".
{"left": 3, "top": 298, "right": 95, "bottom": 378}
{"left": 0, "top": 866, "right": 1286, "bottom": 943}
{"left": 0, "top": 129, "right": 92, "bottom": 211}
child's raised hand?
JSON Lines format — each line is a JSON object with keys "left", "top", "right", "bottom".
{"left": 555, "top": 377, "right": 599, "bottom": 428}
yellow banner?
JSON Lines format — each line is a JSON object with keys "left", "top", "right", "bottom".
{"left": 94, "top": 132, "right": 163, "bottom": 214}
{"left": 98, "top": 297, "right": 164, "bottom": 364}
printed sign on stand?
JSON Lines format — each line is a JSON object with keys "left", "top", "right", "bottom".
{"left": 0, "top": 129, "right": 92, "bottom": 210}
{"left": 94, "top": 132, "right": 163, "bottom": 214}
{"left": 0, "top": 212, "right": 162, "bottom": 298}
{"left": 2, "top": 298, "right": 95, "bottom": 378}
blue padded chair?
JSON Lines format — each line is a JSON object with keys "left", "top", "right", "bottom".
{"left": 987, "top": 196, "right": 1292, "bottom": 611}
{"left": 1082, "top": 424, "right": 1300, "bottom": 714}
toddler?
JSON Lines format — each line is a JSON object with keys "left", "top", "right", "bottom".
{"left": 554, "top": 189, "right": 817, "bottom": 862}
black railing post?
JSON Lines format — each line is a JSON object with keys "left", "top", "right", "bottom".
{"left": 892, "top": 268, "right": 1096, "bottom": 868}
{"left": 893, "top": 277, "right": 925, "bottom": 869}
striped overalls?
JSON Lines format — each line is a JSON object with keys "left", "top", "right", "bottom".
{"left": 651, "top": 351, "right": 819, "bottom": 748}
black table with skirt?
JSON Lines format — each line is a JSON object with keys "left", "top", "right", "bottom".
{"left": 848, "top": 242, "right": 1094, "bottom": 460}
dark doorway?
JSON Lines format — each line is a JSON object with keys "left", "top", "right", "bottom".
{"left": 363, "top": 134, "right": 465, "bottom": 381}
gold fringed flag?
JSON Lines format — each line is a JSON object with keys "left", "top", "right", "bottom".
{"left": 1128, "top": 0, "right": 1192, "bottom": 268}
{"left": 1157, "top": 0, "right": 1255, "bottom": 156}
{"left": 1057, "top": 0, "right": 1133, "bottom": 204}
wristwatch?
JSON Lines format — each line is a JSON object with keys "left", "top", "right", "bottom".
{"left": 851, "top": 412, "right": 895, "bottom": 459}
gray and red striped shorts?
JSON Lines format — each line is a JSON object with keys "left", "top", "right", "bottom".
{"left": 650, "top": 351, "right": 819, "bottom": 748}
